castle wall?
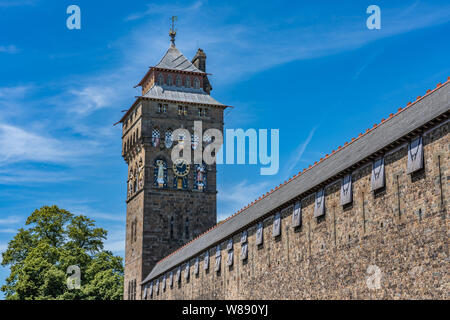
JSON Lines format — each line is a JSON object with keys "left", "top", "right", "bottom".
{"left": 148, "top": 120, "right": 448, "bottom": 300}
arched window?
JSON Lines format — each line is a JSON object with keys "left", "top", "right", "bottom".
{"left": 185, "top": 217, "right": 189, "bottom": 238}
{"left": 176, "top": 75, "right": 182, "bottom": 87}
{"left": 167, "top": 75, "right": 173, "bottom": 86}
{"left": 193, "top": 77, "right": 200, "bottom": 89}
{"left": 185, "top": 76, "right": 191, "bottom": 88}
{"left": 203, "top": 132, "right": 212, "bottom": 145}
{"left": 152, "top": 128, "right": 160, "bottom": 147}
{"left": 157, "top": 73, "right": 164, "bottom": 85}
{"left": 165, "top": 129, "right": 173, "bottom": 148}
{"left": 170, "top": 217, "right": 174, "bottom": 239}
{"left": 191, "top": 134, "right": 199, "bottom": 150}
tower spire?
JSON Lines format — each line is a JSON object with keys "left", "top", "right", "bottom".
{"left": 169, "top": 16, "right": 177, "bottom": 46}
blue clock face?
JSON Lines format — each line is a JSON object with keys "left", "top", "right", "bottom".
{"left": 173, "top": 159, "right": 190, "bottom": 177}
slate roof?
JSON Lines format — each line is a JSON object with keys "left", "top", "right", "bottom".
{"left": 142, "top": 78, "right": 450, "bottom": 285}
{"left": 143, "top": 84, "right": 225, "bottom": 106}
{"left": 155, "top": 45, "right": 204, "bottom": 73}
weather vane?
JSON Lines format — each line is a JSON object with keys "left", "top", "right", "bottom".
{"left": 169, "top": 16, "right": 177, "bottom": 46}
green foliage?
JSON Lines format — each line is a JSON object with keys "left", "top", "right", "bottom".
{"left": 1, "top": 205, "right": 124, "bottom": 300}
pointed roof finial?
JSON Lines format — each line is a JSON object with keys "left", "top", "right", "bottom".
{"left": 169, "top": 16, "right": 177, "bottom": 46}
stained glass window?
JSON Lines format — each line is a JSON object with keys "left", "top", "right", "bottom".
{"left": 152, "top": 128, "right": 160, "bottom": 147}
{"left": 165, "top": 130, "right": 173, "bottom": 148}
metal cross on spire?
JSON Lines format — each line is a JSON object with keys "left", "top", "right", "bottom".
{"left": 169, "top": 16, "right": 177, "bottom": 46}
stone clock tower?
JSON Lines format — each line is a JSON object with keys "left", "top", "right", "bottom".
{"left": 119, "top": 28, "right": 228, "bottom": 300}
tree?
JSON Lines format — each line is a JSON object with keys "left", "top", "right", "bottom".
{"left": 1, "top": 205, "right": 123, "bottom": 300}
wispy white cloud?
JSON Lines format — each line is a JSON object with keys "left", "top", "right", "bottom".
{"left": 0, "top": 85, "right": 29, "bottom": 98}
{"left": 124, "top": 1, "right": 203, "bottom": 22}
{"left": 68, "top": 86, "right": 118, "bottom": 115}
{"left": 0, "top": 45, "right": 19, "bottom": 54}
{"left": 119, "top": 1, "right": 450, "bottom": 85}
{"left": 68, "top": 206, "right": 125, "bottom": 222}
{"left": 0, "top": 168, "right": 78, "bottom": 185}
{"left": 0, "top": 228, "right": 17, "bottom": 234}
{"left": 0, "top": 0, "right": 37, "bottom": 7}
{"left": 0, "top": 216, "right": 22, "bottom": 225}
{"left": 0, "top": 124, "right": 78, "bottom": 165}
{"left": 217, "top": 179, "right": 271, "bottom": 220}
{"left": 284, "top": 126, "right": 317, "bottom": 178}
{"left": 0, "top": 85, "right": 32, "bottom": 120}
{"left": 102, "top": 227, "right": 125, "bottom": 253}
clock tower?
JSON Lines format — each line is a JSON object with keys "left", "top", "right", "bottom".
{"left": 119, "top": 26, "right": 228, "bottom": 300}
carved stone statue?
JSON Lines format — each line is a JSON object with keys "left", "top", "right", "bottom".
{"left": 128, "top": 171, "right": 134, "bottom": 196}
{"left": 195, "top": 164, "right": 206, "bottom": 190}
{"left": 156, "top": 160, "right": 165, "bottom": 187}
{"left": 138, "top": 159, "right": 144, "bottom": 189}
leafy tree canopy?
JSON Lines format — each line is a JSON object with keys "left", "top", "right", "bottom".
{"left": 1, "top": 205, "right": 123, "bottom": 300}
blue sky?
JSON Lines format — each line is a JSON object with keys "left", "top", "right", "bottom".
{"left": 1, "top": 0, "right": 449, "bottom": 298}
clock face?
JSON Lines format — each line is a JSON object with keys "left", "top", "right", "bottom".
{"left": 173, "top": 159, "right": 190, "bottom": 177}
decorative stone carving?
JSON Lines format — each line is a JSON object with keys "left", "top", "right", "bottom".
{"left": 227, "top": 250, "right": 234, "bottom": 266}
{"left": 128, "top": 171, "right": 134, "bottom": 197}
{"left": 371, "top": 157, "right": 385, "bottom": 191}
{"left": 226, "top": 238, "right": 233, "bottom": 251}
{"left": 154, "top": 159, "right": 167, "bottom": 188}
{"left": 215, "top": 245, "right": 221, "bottom": 272}
{"left": 176, "top": 266, "right": 181, "bottom": 283}
{"left": 169, "top": 271, "right": 173, "bottom": 288}
{"left": 138, "top": 158, "right": 144, "bottom": 189}
{"left": 194, "top": 257, "right": 199, "bottom": 275}
{"left": 184, "top": 262, "right": 190, "bottom": 280}
{"left": 314, "top": 189, "right": 325, "bottom": 217}
{"left": 256, "top": 221, "right": 263, "bottom": 245}
{"left": 407, "top": 137, "right": 423, "bottom": 174}
{"left": 194, "top": 163, "right": 207, "bottom": 191}
{"left": 241, "top": 242, "right": 248, "bottom": 261}
{"left": 241, "top": 230, "right": 248, "bottom": 244}
{"left": 162, "top": 274, "right": 166, "bottom": 291}
{"left": 340, "top": 174, "right": 353, "bottom": 205}
{"left": 292, "top": 201, "right": 302, "bottom": 228}
{"left": 272, "top": 212, "right": 281, "bottom": 237}
{"left": 203, "top": 251, "right": 209, "bottom": 271}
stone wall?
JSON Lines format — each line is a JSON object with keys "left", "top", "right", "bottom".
{"left": 148, "top": 120, "right": 448, "bottom": 300}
